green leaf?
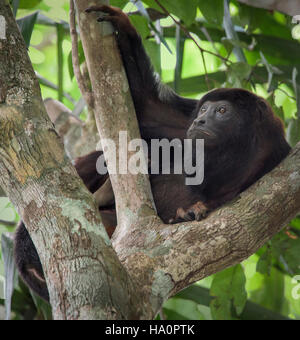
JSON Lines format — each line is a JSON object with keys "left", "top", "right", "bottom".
{"left": 149, "top": 22, "right": 172, "bottom": 54}
{"left": 250, "top": 267, "right": 285, "bottom": 314}
{"left": 292, "top": 67, "right": 300, "bottom": 119}
{"left": 175, "top": 284, "right": 291, "bottom": 320}
{"left": 165, "top": 20, "right": 300, "bottom": 65}
{"left": 287, "top": 118, "right": 300, "bottom": 147}
{"left": 231, "top": 267, "right": 248, "bottom": 315}
{"left": 238, "top": 3, "right": 265, "bottom": 34}
{"left": 290, "top": 217, "right": 300, "bottom": 230}
{"left": 198, "top": 0, "right": 224, "bottom": 27}
{"left": 285, "top": 274, "right": 300, "bottom": 316}
{"left": 143, "top": 0, "right": 197, "bottom": 26}
{"left": 16, "top": 11, "right": 38, "bottom": 47}
{"left": 231, "top": 62, "right": 252, "bottom": 78}
{"left": 144, "top": 39, "right": 161, "bottom": 75}
{"left": 260, "top": 51, "right": 282, "bottom": 92}
{"left": 162, "top": 307, "right": 189, "bottom": 320}
{"left": 210, "top": 264, "right": 247, "bottom": 320}
{"left": 11, "top": 0, "right": 20, "bottom": 17}
{"left": 166, "top": 71, "right": 225, "bottom": 95}
{"left": 1, "top": 233, "right": 16, "bottom": 320}
{"left": 271, "top": 233, "right": 300, "bottom": 275}
{"left": 164, "top": 297, "right": 206, "bottom": 320}
{"left": 221, "top": 38, "right": 249, "bottom": 50}
{"left": 221, "top": 37, "right": 233, "bottom": 56}
{"left": 130, "top": 0, "right": 169, "bottom": 54}
{"left": 110, "top": 0, "right": 128, "bottom": 8}
{"left": 238, "top": 3, "right": 291, "bottom": 39}
{"left": 129, "top": 15, "right": 150, "bottom": 39}
{"left": 256, "top": 248, "right": 272, "bottom": 275}
{"left": 266, "top": 95, "right": 285, "bottom": 123}
{"left": 30, "top": 291, "right": 52, "bottom": 320}
{"left": 210, "top": 297, "right": 232, "bottom": 320}
{"left": 227, "top": 62, "right": 252, "bottom": 87}
{"left": 19, "top": 0, "right": 41, "bottom": 9}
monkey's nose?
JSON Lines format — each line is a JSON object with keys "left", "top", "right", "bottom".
{"left": 194, "top": 118, "right": 206, "bottom": 126}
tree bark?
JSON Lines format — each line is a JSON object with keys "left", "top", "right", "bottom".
{"left": 44, "top": 98, "right": 100, "bottom": 159}
{"left": 236, "top": 0, "right": 300, "bottom": 17}
{"left": 74, "top": 0, "right": 158, "bottom": 235}
{"left": 0, "top": 187, "right": 5, "bottom": 197}
{"left": 0, "top": 1, "right": 145, "bottom": 320}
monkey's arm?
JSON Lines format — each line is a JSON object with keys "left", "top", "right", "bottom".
{"left": 85, "top": 5, "right": 198, "bottom": 138}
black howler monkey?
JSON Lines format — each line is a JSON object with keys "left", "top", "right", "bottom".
{"left": 14, "top": 5, "right": 291, "bottom": 302}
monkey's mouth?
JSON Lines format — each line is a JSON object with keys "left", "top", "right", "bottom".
{"left": 187, "top": 128, "right": 215, "bottom": 139}
{"left": 198, "top": 129, "right": 212, "bottom": 136}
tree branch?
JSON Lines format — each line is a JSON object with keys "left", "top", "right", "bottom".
{"left": 236, "top": 0, "right": 300, "bottom": 17}
{"left": 69, "top": 0, "right": 94, "bottom": 110}
{"left": 44, "top": 98, "right": 100, "bottom": 158}
{"left": 74, "top": 0, "right": 158, "bottom": 235}
{"left": 109, "top": 143, "right": 300, "bottom": 317}
{"left": 0, "top": 219, "right": 16, "bottom": 227}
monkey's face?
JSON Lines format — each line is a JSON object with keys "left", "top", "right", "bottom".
{"left": 187, "top": 100, "right": 241, "bottom": 147}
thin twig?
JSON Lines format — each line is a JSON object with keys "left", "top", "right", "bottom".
{"left": 152, "top": 0, "right": 231, "bottom": 89}
{"left": 200, "top": 26, "right": 220, "bottom": 56}
{"left": 153, "top": 0, "right": 232, "bottom": 66}
{"left": 0, "top": 219, "right": 16, "bottom": 227}
{"left": 276, "top": 84, "right": 297, "bottom": 101}
{"left": 69, "top": 0, "right": 94, "bottom": 109}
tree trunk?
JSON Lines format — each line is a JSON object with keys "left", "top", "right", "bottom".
{"left": 0, "top": 0, "right": 146, "bottom": 320}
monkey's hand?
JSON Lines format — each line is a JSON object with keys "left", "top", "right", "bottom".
{"left": 85, "top": 5, "right": 136, "bottom": 36}
{"left": 169, "top": 201, "right": 209, "bottom": 224}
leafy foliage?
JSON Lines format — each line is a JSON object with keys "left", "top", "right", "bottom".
{"left": 1, "top": 0, "right": 300, "bottom": 320}
{"left": 210, "top": 265, "right": 247, "bottom": 320}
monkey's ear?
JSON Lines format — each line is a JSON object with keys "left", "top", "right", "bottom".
{"left": 255, "top": 99, "right": 270, "bottom": 123}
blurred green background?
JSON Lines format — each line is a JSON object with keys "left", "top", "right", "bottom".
{"left": 1, "top": 0, "right": 300, "bottom": 320}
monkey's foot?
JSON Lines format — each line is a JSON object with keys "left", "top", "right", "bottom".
{"left": 169, "top": 201, "right": 209, "bottom": 224}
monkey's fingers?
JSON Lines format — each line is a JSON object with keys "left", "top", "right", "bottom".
{"left": 169, "top": 207, "right": 193, "bottom": 224}
{"left": 169, "top": 202, "right": 209, "bottom": 224}
{"left": 97, "top": 16, "right": 116, "bottom": 23}
{"left": 189, "top": 201, "right": 209, "bottom": 221}
{"left": 86, "top": 5, "right": 135, "bottom": 35}
{"left": 85, "top": 5, "right": 119, "bottom": 16}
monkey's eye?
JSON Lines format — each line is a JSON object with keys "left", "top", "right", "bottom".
{"left": 200, "top": 106, "right": 207, "bottom": 114}
{"left": 218, "top": 106, "right": 226, "bottom": 114}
